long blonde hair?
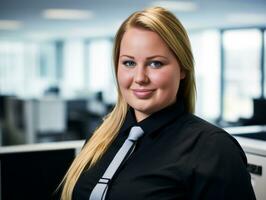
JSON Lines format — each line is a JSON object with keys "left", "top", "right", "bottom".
{"left": 60, "top": 6, "right": 196, "bottom": 200}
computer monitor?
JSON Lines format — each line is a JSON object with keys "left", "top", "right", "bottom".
{"left": 0, "top": 141, "right": 84, "bottom": 200}
{"left": 0, "top": 95, "right": 7, "bottom": 120}
{"left": 253, "top": 98, "right": 266, "bottom": 124}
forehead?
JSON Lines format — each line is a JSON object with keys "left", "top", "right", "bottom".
{"left": 119, "top": 27, "right": 171, "bottom": 56}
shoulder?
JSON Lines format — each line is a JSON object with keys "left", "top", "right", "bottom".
{"left": 181, "top": 115, "right": 255, "bottom": 199}
{"left": 178, "top": 113, "right": 247, "bottom": 165}
{"left": 180, "top": 113, "right": 238, "bottom": 143}
{"left": 181, "top": 113, "right": 224, "bottom": 134}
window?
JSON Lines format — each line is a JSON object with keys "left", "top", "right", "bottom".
{"left": 190, "top": 30, "right": 221, "bottom": 121}
{"left": 264, "top": 30, "right": 266, "bottom": 97}
{"left": 0, "top": 40, "right": 63, "bottom": 97}
{"left": 0, "top": 41, "right": 43, "bottom": 97}
{"left": 86, "top": 39, "right": 116, "bottom": 103}
{"left": 223, "top": 29, "right": 262, "bottom": 121}
{"left": 61, "top": 40, "right": 85, "bottom": 97}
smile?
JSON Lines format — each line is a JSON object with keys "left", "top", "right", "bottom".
{"left": 132, "top": 89, "right": 155, "bottom": 99}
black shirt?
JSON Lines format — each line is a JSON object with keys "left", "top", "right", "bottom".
{"left": 73, "top": 100, "right": 256, "bottom": 200}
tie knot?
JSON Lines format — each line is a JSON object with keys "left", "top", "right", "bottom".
{"left": 128, "top": 126, "right": 144, "bottom": 141}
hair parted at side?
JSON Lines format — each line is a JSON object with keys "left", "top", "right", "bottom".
{"left": 60, "top": 7, "right": 196, "bottom": 200}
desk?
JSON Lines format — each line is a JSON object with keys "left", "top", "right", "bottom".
{"left": 24, "top": 98, "right": 66, "bottom": 143}
{"left": 225, "top": 126, "right": 266, "bottom": 200}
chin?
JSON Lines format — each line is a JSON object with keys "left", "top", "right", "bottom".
{"left": 132, "top": 104, "right": 157, "bottom": 115}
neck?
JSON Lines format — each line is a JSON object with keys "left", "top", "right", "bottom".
{"left": 134, "top": 110, "right": 150, "bottom": 122}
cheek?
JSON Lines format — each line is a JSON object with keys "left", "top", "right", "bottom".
{"left": 150, "top": 70, "right": 181, "bottom": 90}
{"left": 117, "top": 67, "right": 132, "bottom": 89}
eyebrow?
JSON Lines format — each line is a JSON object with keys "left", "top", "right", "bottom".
{"left": 119, "top": 55, "right": 168, "bottom": 59}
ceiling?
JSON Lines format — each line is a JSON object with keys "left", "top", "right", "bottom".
{"left": 0, "top": 0, "right": 266, "bottom": 40}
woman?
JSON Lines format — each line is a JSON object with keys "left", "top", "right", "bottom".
{"left": 61, "top": 7, "right": 256, "bottom": 200}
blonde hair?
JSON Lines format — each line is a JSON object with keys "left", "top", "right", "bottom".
{"left": 60, "top": 7, "right": 196, "bottom": 200}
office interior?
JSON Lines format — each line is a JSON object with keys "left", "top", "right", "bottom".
{"left": 0, "top": 0, "right": 266, "bottom": 200}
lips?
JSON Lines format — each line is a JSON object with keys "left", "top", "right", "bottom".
{"left": 132, "top": 88, "right": 155, "bottom": 99}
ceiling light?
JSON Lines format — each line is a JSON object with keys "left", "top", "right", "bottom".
{"left": 151, "top": 1, "right": 198, "bottom": 12}
{"left": 0, "top": 20, "right": 22, "bottom": 30}
{"left": 43, "top": 9, "right": 93, "bottom": 20}
{"left": 226, "top": 13, "right": 266, "bottom": 24}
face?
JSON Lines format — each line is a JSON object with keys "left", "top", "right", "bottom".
{"left": 117, "top": 27, "right": 185, "bottom": 122}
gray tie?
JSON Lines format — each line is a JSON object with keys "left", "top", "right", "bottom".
{"left": 89, "top": 126, "right": 144, "bottom": 200}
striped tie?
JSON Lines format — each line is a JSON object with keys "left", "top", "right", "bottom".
{"left": 89, "top": 126, "right": 144, "bottom": 200}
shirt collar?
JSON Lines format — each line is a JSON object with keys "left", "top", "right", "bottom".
{"left": 119, "top": 98, "right": 186, "bottom": 137}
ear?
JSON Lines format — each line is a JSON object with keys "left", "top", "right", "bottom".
{"left": 180, "top": 69, "right": 186, "bottom": 80}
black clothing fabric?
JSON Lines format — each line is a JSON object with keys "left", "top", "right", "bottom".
{"left": 73, "top": 100, "right": 256, "bottom": 200}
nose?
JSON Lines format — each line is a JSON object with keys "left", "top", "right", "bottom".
{"left": 134, "top": 65, "right": 149, "bottom": 84}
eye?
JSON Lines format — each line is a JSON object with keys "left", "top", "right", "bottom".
{"left": 122, "top": 60, "right": 136, "bottom": 67}
{"left": 149, "top": 61, "right": 163, "bottom": 68}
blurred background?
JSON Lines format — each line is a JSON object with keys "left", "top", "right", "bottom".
{"left": 0, "top": 0, "right": 265, "bottom": 145}
{"left": 1, "top": 1, "right": 266, "bottom": 200}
